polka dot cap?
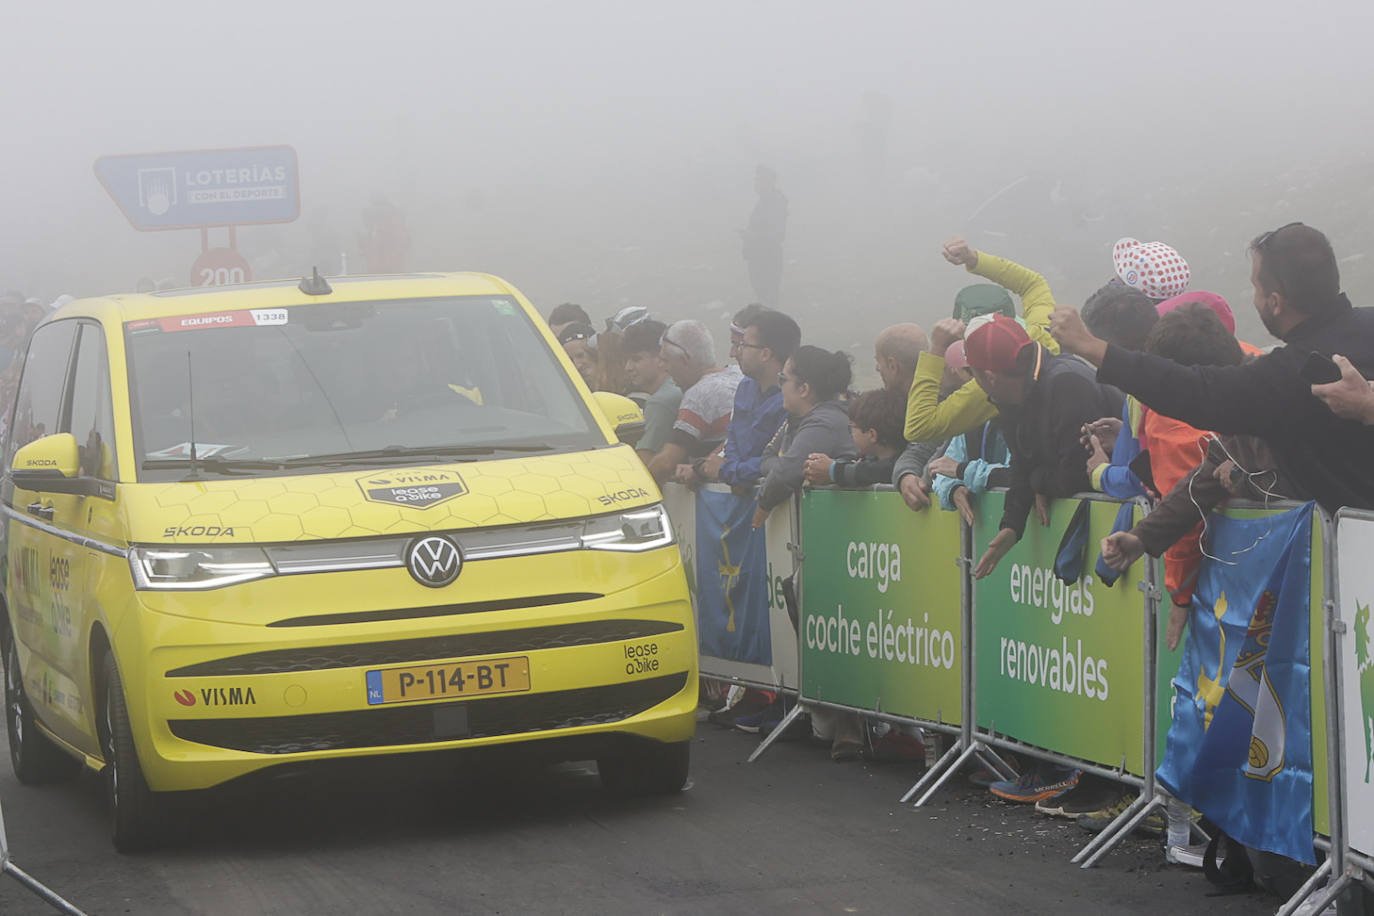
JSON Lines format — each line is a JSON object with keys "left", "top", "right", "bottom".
{"left": 1112, "top": 237, "right": 1191, "bottom": 300}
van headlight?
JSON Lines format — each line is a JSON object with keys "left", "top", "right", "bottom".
{"left": 129, "top": 546, "right": 276, "bottom": 590}
{"left": 580, "top": 504, "right": 675, "bottom": 552}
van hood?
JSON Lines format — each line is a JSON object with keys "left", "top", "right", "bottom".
{"left": 122, "top": 445, "right": 660, "bottom": 544}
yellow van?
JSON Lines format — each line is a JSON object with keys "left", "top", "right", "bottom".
{"left": 0, "top": 272, "right": 696, "bottom": 851}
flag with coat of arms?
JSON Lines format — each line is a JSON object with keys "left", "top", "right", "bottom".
{"left": 1156, "top": 502, "right": 1315, "bottom": 863}
{"left": 694, "top": 488, "right": 772, "bottom": 665}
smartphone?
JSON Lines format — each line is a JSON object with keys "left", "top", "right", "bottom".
{"left": 1300, "top": 350, "right": 1342, "bottom": 385}
{"left": 1127, "top": 449, "right": 1156, "bottom": 494}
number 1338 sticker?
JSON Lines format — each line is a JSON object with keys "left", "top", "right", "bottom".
{"left": 250, "top": 309, "right": 288, "bottom": 326}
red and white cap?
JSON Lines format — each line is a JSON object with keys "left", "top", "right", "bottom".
{"left": 1112, "top": 238, "right": 1191, "bottom": 300}
{"left": 964, "top": 314, "right": 1032, "bottom": 373}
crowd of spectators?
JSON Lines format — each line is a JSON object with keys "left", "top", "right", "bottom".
{"left": 550, "top": 219, "right": 1374, "bottom": 900}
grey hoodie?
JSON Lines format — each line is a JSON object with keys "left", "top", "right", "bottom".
{"left": 757, "top": 400, "right": 857, "bottom": 510}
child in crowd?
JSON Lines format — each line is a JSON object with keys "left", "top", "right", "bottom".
{"left": 802, "top": 386, "right": 907, "bottom": 488}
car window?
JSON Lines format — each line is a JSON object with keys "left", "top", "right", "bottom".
{"left": 4, "top": 320, "right": 77, "bottom": 468}
{"left": 125, "top": 296, "right": 605, "bottom": 480}
{"left": 67, "top": 323, "right": 119, "bottom": 480}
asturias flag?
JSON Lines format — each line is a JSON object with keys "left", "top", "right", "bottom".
{"left": 1156, "top": 503, "right": 1315, "bottom": 864}
{"left": 695, "top": 489, "right": 772, "bottom": 665}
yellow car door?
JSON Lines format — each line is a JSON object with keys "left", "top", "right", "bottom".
{"left": 4, "top": 320, "right": 85, "bottom": 751}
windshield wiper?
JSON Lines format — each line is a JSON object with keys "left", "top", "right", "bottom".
{"left": 141, "top": 457, "right": 288, "bottom": 476}
{"left": 141, "top": 443, "right": 559, "bottom": 475}
{"left": 276, "top": 443, "right": 558, "bottom": 465}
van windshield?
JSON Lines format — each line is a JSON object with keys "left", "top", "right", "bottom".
{"left": 125, "top": 295, "right": 604, "bottom": 480}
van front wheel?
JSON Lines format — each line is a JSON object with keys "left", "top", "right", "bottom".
{"left": 100, "top": 650, "right": 164, "bottom": 853}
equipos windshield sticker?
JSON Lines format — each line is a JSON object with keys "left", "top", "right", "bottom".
{"left": 146, "top": 442, "right": 244, "bottom": 459}
{"left": 125, "top": 308, "right": 288, "bottom": 334}
{"left": 357, "top": 469, "right": 468, "bottom": 509}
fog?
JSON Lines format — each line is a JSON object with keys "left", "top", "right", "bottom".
{"left": 6, "top": 0, "right": 1374, "bottom": 385}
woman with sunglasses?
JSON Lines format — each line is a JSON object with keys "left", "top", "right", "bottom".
{"left": 752, "top": 345, "right": 857, "bottom": 527}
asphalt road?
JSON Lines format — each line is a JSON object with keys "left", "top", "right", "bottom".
{"left": 0, "top": 716, "right": 1277, "bottom": 915}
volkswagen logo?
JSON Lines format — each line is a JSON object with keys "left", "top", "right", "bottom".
{"left": 405, "top": 536, "right": 463, "bottom": 588}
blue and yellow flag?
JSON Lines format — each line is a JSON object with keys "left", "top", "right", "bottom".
{"left": 1156, "top": 503, "right": 1315, "bottom": 864}
{"left": 695, "top": 489, "right": 772, "bottom": 665}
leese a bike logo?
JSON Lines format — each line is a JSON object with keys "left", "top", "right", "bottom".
{"left": 357, "top": 469, "right": 467, "bottom": 509}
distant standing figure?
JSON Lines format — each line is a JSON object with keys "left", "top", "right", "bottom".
{"left": 741, "top": 165, "right": 787, "bottom": 309}
{"left": 360, "top": 194, "right": 410, "bottom": 273}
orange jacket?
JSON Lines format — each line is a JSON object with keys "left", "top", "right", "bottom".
{"left": 1138, "top": 409, "right": 1211, "bottom": 606}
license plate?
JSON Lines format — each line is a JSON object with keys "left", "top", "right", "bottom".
{"left": 365, "top": 656, "right": 530, "bottom": 705}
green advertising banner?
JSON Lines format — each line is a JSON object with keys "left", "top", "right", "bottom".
{"left": 973, "top": 491, "right": 1147, "bottom": 774}
{"left": 799, "top": 489, "right": 963, "bottom": 726}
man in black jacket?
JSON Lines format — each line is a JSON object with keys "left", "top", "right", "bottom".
{"left": 1050, "top": 223, "right": 1374, "bottom": 513}
{"left": 963, "top": 314, "right": 1124, "bottom": 578}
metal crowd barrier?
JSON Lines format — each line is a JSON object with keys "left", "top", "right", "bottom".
{"left": 662, "top": 482, "right": 804, "bottom": 760}
{"left": 675, "top": 478, "right": 1371, "bottom": 907}
{"left": 0, "top": 793, "right": 86, "bottom": 915}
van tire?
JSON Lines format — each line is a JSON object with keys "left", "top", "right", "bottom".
{"left": 99, "top": 650, "right": 164, "bottom": 853}
{"left": 4, "top": 629, "right": 80, "bottom": 784}
{"left": 598, "top": 740, "right": 690, "bottom": 796}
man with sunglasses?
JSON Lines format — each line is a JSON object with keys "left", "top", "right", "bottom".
{"left": 684, "top": 309, "right": 800, "bottom": 490}
{"left": 1051, "top": 223, "right": 1374, "bottom": 512}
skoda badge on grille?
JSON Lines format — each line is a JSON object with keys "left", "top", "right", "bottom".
{"left": 406, "top": 536, "right": 463, "bottom": 588}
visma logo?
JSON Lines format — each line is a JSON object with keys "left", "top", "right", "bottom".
{"left": 199, "top": 687, "right": 256, "bottom": 706}
{"left": 173, "top": 689, "right": 196, "bottom": 706}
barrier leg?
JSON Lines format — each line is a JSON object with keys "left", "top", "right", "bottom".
{"left": 1077, "top": 517, "right": 1166, "bottom": 868}
{"left": 1, "top": 862, "right": 88, "bottom": 916}
{"left": 1274, "top": 858, "right": 1364, "bottom": 916}
{"left": 746, "top": 702, "right": 806, "bottom": 764}
{"left": 909, "top": 524, "right": 1018, "bottom": 806}
{"left": 1075, "top": 791, "right": 1165, "bottom": 868}
{"left": 906, "top": 739, "right": 1016, "bottom": 807}
{"left": 901, "top": 740, "right": 962, "bottom": 804}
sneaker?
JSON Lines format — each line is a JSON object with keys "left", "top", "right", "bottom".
{"left": 707, "top": 693, "right": 769, "bottom": 729}
{"left": 1077, "top": 794, "right": 1165, "bottom": 836}
{"left": 968, "top": 767, "right": 1000, "bottom": 788}
{"left": 732, "top": 701, "right": 784, "bottom": 735}
{"left": 699, "top": 680, "right": 731, "bottom": 712}
{"left": 866, "top": 729, "right": 927, "bottom": 764}
{"left": 1035, "top": 781, "right": 1121, "bottom": 818}
{"left": 1165, "top": 842, "right": 1213, "bottom": 869}
{"left": 989, "top": 767, "right": 1081, "bottom": 804}
{"left": 831, "top": 738, "right": 864, "bottom": 762}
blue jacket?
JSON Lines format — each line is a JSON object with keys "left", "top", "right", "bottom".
{"left": 717, "top": 376, "right": 786, "bottom": 487}
{"left": 1093, "top": 398, "right": 1148, "bottom": 500}
{"left": 933, "top": 422, "right": 1011, "bottom": 510}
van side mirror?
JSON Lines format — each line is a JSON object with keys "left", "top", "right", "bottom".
{"left": 10, "top": 433, "right": 90, "bottom": 493}
{"left": 590, "top": 391, "right": 646, "bottom": 446}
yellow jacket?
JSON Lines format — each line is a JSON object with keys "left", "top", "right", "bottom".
{"left": 903, "top": 252, "right": 1061, "bottom": 442}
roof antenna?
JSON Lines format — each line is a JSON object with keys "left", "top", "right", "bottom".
{"left": 186, "top": 351, "right": 201, "bottom": 479}
{"left": 299, "top": 266, "right": 333, "bottom": 296}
